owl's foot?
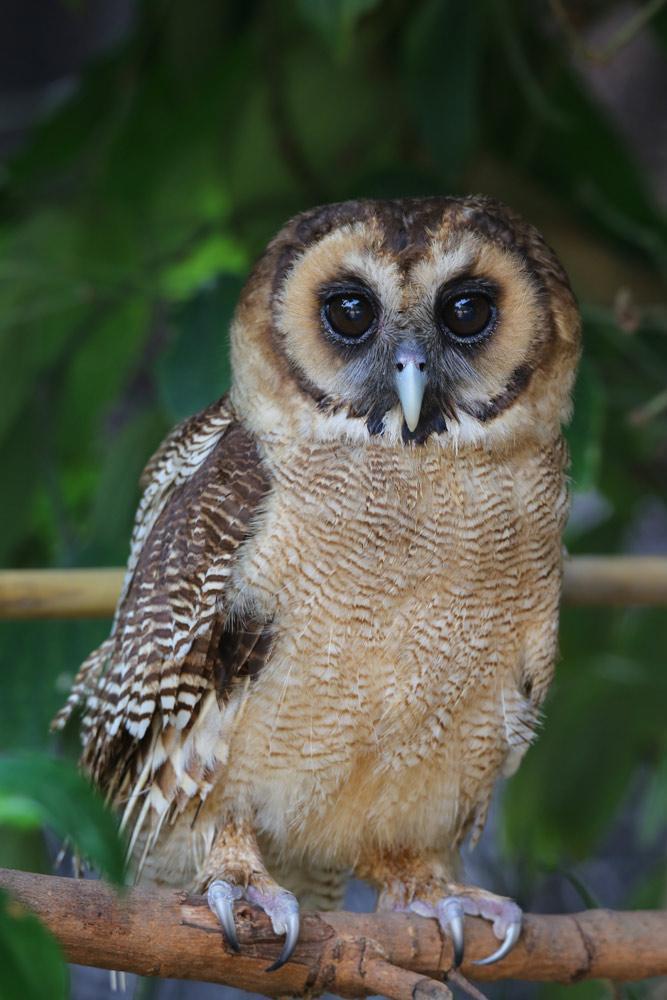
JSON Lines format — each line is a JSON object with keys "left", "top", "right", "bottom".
{"left": 198, "top": 820, "right": 300, "bottom": 972}
{"left": 207, "top": 878, "right": 300, "bottom": 972}
{"left": 405, "top": 885, "right": 522, "bottom": 969}
{"left": 363, "top": 849, "right": 522, "bottom": 971}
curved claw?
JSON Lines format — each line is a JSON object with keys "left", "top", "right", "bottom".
{"left": 437, "top": 898, "right": 465, "bottom": 968}
{"left": 264, "top": 893, "right": 300, "bottom": 972}
{"left": 473, "top": 919, "right": 521, "bottom": 966}
{"left": 207, "top": 880, "right": 241, "bottom": 953}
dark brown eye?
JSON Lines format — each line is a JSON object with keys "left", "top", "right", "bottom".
{"left": 324, "top": 292, "right": 376, "bottom": 340}
{"left": 437, "top": 290, "right": 495, "bottom": 341}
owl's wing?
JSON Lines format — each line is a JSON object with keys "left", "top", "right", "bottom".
{"left": 52, "top": 396, "right": 271, "bottom": 803}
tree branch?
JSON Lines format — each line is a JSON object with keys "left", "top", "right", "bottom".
{"left": 1, "top": 557, "right": 666, "bottom": 620}
{"left": 1, "top": 870, "right": 666, "bottom": 996}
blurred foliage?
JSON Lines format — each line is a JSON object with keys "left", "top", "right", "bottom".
{"left": 0, "top": 887, "right": 67, "bottom": 1000}
{"left": 0, "top": 754, "right": 126, "bottom": 883}
{"left": 0, "top": 0, "right": 666, "bottom": 997}
{"left": 0, "top": 751, "right": 126, "bottom": 997}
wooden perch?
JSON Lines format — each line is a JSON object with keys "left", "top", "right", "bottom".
{"left": 0, "top": 568, "right": 125, "bottom": 620}
{"left": 562, "top": 556, "right": 667, "bottom": 607}
{"left": 0, "top": 556, "right": 666, "bottom": 621}
{"left": 1, "top": 870, "right": 666, "bottom": 997}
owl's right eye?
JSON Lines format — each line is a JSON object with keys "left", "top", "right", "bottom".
{"left": 323, "top": 291, "right": 376, "bottom": 342}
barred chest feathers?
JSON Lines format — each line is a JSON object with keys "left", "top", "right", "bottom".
{"left": 206, "top": 430, "right": 568, "bottom": 867}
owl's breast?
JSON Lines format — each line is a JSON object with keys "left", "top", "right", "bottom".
{"left": 216, "top": 437, "right": 567, "bottom": 863}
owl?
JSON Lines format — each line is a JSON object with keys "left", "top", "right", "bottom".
{"left": 54, "top": 196, "right": 580, "bottom": 976}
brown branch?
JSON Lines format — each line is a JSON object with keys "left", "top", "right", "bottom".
{"left": 1, "top": 557, "right": 667, "bottom": 620}
{"left": 1, "top": 869, "right": 666, "bottom": 997}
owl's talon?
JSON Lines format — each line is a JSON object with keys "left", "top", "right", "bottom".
{"left": 207, "top": 880, "right": 300, "bottom": 972}
{"left": 473, "top": 918, "right": 521, "bottom": 966}
{"left": 264, "top": 905, "right": 300, "bottom": 971}
{"left": 207, "top": 879, "right": 242, "bottom": 953}
{"left": 246, "top": 886, "right": 300, "bottom": 971}
{"left": 402, "top": 887, "right": 522, "bottom": 969}
{"left": 437, "top": 898, "right": 465, "bottom": 968}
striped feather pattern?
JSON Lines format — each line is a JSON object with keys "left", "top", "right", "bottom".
{"left": 53, "top": 397, "right": 271, "bottom": 813}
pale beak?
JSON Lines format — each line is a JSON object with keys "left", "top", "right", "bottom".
{"left": 395, "top": 347, "right": 428, "bottom": 432}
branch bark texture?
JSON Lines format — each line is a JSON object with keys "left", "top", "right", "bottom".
{"left": 1, "top": 870, "right": 666, "bottom": 997}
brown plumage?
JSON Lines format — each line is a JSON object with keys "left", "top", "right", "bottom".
{"left": 54, "top": 196, "right": 580, "bottom": 971}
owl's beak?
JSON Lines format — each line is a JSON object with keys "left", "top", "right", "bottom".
{"left": 395, "top": 347, "right": 428, "bottom": 432}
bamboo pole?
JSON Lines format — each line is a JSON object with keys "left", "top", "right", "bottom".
{"left": 1, "top": 870, "right": 666, "bottom": 997}
{"left": 562, "top": 556, "right": 667, "bottom": 607}
{"left": 0, "top": 557, "right": 666, "bottom": 620}
{"left": 0, "top": 568, "right": 125, "bottom": 620}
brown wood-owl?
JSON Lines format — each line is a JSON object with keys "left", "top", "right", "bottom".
{"left": 54, "top": 196, "right": 580, "bottom": 975}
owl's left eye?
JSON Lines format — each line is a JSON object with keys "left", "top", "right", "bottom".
{"left": 436, "top": 285, "right": 497, "bottom": 344}
{"left": 323, "top": 291, "right": 376, "bottom": 341}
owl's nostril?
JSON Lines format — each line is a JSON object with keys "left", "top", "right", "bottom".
{"left": 395, "top": 345, "right": 428, "bottom": 374}
{"left": 395, "top": 358, "right": 427, "bottom": 375}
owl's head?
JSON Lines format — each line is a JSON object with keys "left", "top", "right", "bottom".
{"left": 230, "top": 197, "right": 580, "bottom": 451}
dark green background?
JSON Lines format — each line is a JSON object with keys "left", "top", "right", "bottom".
{"left": 1, "top": 2, "right": 666, "bottom": 997}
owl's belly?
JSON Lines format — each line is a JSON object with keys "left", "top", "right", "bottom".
{"left": 216, "top": 612, "right": 531, "bottom": 867}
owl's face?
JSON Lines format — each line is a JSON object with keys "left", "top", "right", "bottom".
{"left": 231, "top": 198, "right": 580, "bottom": 450}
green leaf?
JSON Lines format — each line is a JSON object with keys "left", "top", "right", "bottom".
{"left": 0, "top": 210, "right": 87, "bottom": 441}
{"left": 402, "top": 0, "right": 481, "bottom": 182}
{"left": 488, "top": 0, "right": 568, "bottom": 127}
{"left": 296, "top": 0, "right": 382, "bottom": 56}
{"left": 0, "top": 407, "right": 45, "bottom": 564}
{"left": 638, "top": 753, "right": 667, "bottom": 847}
{"left": 555, "top": 868, "right": 602, "bottom": 909}
{"left": 85, "top": 407, "right": 168, "bottom": 565}
{"left": 0, "top": 620, "right": 109, "bottom": 754}
{"left": 0, "top": 754, "right": 125, "bottom": 883}
{"left": 225, "top": 80, "right": 301, "bottom": 218}
{"left": 284, "top": 42, "right": 398, "bottom": 194}
{"left": 567, "top": 359, "right": 605, "bottom": 493}
{"left": 502, "top": 607, "right": 667, "bottom": 865}
{"left": 628, "top": 859, "right": 667, "bottom": 910}
{"left": 157, "top": 277, "right": 240, "bottom": 422}
{"left": 56, "top": 297, "right": 150, "bottom": 468}
{"left": 0, "top": 829, "right": 48, "bottom": 881}
{"left": 160, "top": 233, "right": 248, "bottom": 301}
{"left": 0, "top": 889, "right": 67, "bottom": 1000}
{"left": 0, "top": 795, "right": 44, "bottom": 830}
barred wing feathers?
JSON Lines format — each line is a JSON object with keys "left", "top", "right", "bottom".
{"left": 53, "top": 398, "right": 272, "bottom": 811}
